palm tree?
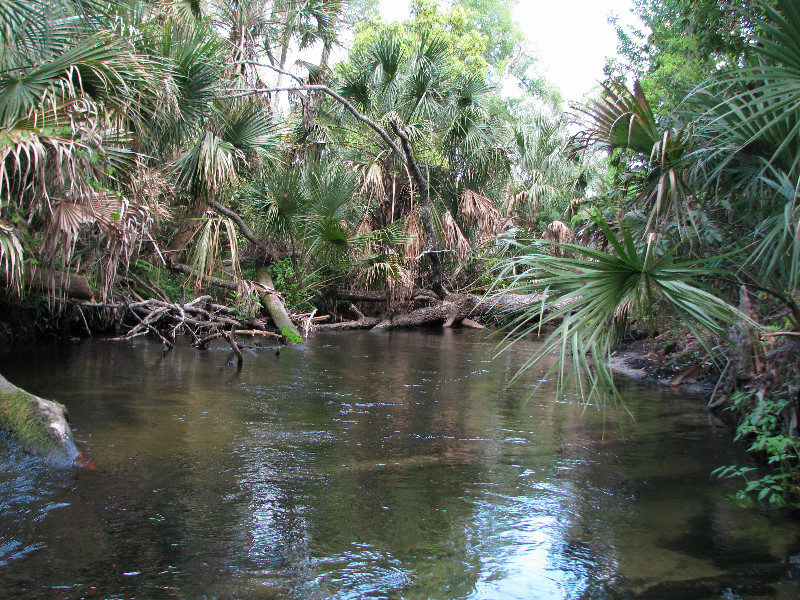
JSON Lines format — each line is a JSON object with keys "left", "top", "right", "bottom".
{"left": 314, "top": 23, "right": 512, "bottom": 295}
{"left": 0, "top": 0, "right": 160, "bottom": 298}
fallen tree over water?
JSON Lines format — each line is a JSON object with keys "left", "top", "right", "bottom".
{"left": 316, "top": 291, "right": 552, "bottom": 331}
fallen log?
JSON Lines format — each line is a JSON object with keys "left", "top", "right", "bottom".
{"left": 373, "top": 294, "right": 480, "bottom": 330}
{"left": 1, "top": 269, "right": 94, "bottom": 300}
{"left": 222, "top": 330, "right": 243, "bottom": 369}
{"left": 0, "top": 373, "right": 80, "bottom": 464}
{"left": 256, "top": 267, "right": 302, "bottom": 342}
{"left": 335, "top": 288, "right": 440, "bottom": 303}
{"left": 315, "top": 292, "right": 546, "bottom": 332}
{"left": 194, "top": 329, "right": 283, "bottom": 348}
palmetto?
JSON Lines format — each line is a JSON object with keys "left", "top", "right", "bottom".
{"left": 0, "top": 0, "right": 158, "bottom": 297}
{"left": 498, "top": 0, "right": 800, "bottom": 408}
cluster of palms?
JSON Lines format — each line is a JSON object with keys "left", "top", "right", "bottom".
{"left": 500, "top": 0, "right": 799, "bottom": 506}
{"left": 0, "top": 0, "right": 577, "bottom": 309}
{"left": 0, "top": 0, "right": 361, "bottom": 301}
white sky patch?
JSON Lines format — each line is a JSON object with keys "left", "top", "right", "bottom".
{"left": 377, "top": 0, "right": 643, "bottom": 103}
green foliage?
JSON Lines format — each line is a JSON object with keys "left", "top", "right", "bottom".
{"left": 713, "top": 384, "right": 800, "bottom": 508}
{"left": 608, "top": 0, "right": 763, "bottom": 114}
{"left": 227, "top": 290, "right": 260, "bottom": 321}
{"left": 270, "top": 258, "right": 322, "bottom": 313}
{"left": 493, "top": 210, "right": 743, "bottom": 406}
{"left": 130, "top": 259, "right": 191, "bottom": 304}
{"left": 280, "top": 326, "right": 303, "bottom": 344}
{"left": 453, "top": 0, "right": 525, "bottom": 69}
{"left": 327, "top": 0, "right": 512, "bottom": 195}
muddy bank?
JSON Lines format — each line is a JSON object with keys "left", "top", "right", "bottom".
{"left": 609, "top": 337, "right": 719, "bottom": 399}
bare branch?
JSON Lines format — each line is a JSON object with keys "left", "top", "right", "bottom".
{"left": 211, "top": 201, "right": 260, "bottom": 245}
{"left": 220, "top": 83, "right": 406, "bottom": 164}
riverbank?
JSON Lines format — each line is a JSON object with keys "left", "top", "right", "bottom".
{"left": 609, "top": 334, "right": 720, "bottom": 399}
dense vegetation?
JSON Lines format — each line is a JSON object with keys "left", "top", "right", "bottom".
{"left": 0, "top": 0, "right": 797, "bottom": 506}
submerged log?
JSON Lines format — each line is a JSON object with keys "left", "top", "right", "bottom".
{"left": 0, "top": 374, "right": 79, "bottom": 464}
{"left": 372, "top": 294, "right": 480, "bottom": 329}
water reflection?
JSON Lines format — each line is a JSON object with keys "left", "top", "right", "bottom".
{"left": 0, "top": 330, "right": 798, "bottom": 599}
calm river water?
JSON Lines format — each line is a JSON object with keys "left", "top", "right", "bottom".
{"left": 1, "top": 330, "right": 799, "bottom": 599}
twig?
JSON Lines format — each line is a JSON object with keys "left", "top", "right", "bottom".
{"left": 303, "top": 308, "right": 317, "bottom": 338}
{"left": 222, "top": 329, "right": 243, "bottom": 370}
{"left": 127, "top": 303, "right": 174, "bottom": 350}
{"left": 75, "top": 306, "right": 92, "bottom": 338}
{"left": 706, "top": 359, "right": 731, "bottom": 409}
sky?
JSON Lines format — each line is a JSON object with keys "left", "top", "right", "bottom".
{"left": 377, "top": 0, "right": 643, "bottom": 102}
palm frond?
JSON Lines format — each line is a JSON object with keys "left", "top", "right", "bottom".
{"left": 188, "top": 212, "right": 240, "bottom": 289}
{"left": 494, "top": 211, "right": 745, "bottom": 405}
{"left": 174, "top": 131, "right": 239, "bottom": 198}
{"left": 0, "top": 221, "right": 24, "bottom": 293}
{"left": 578, "top": 81, "right": 660, "bottom": 155}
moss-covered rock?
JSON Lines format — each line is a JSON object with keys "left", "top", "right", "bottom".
{"left": 0, "top": 374, "right": 79, "bottom": 465}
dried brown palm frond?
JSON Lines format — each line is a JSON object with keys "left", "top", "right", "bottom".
{"left": 441, "top": 209, "right": 471, "bottom": 263}
{"left": 127, "top": 162, "right": 172, "bottom": 224}
{"left": 354, "top": 253, "right": 413, "bottom": 303}
{"left": 564, "top": 198, "right": 585, "bottom": 220}
{"left": 361, "top": 161, "right": 386, "bottom": 199}
{"left": 188, "top": 212, "right": 241, "bottom": 291}
{"left": 403, "top": 208, "right": 423, "bottom": 263}
{"left": 543, "top": 220, "right": 572, "bottom": 258}
{"left": 356, "top": 218, "right": 373, "bottom": 236}
{"left": 39, "top": 192, "right": 149, "bottom": 301}
{"left": 0, "top": 222, "right": 24, "bottom": 293}
{"left": 0, "top": 96, "right": 100, "bottom": 203}
{"left": 544, "top": 220, "right": 572, "bottom": 244}
{"left": 614, "top": 299, "right": 634, "bottom": 335}
{"left": 459, "top": 189, "right": 513, "bottom": 244}
{"left": 503, "top": 189, "right": 528, "bottom": 214}
{"left": 386, "top": 261, "right": 414, "bottom": 303}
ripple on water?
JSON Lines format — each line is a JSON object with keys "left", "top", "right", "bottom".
{"left": 0, "top": 445, "right": 72, "bottom": 566}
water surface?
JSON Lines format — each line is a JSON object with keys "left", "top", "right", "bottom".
{"left": 1, "top": 330, "right": 798, "bottom": 599}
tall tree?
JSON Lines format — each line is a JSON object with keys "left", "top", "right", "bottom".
{"left": 608, "top": 0, "right": 764, "bottom": 114}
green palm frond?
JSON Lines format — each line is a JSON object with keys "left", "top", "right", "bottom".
{"left": 694, "top": 0, "right": 800, "bottom": 186}
{"left": 578, "top": 81, "right": 660, "bottom": 155}
{"left": 0, "top": 31, "right": 143, "bottom": 126}
{"left": 188, "top": 213, "right": 240, "bottom": 288}
{"left": 494, "top": 211, "right": 745, "bottom": 405}
{"left": 369, "top": 34, "right": 404, "bottom": 91}
{"left": 307, "top": 161, "right": 357, "bottom": 220}
{"left": 349, "top": 218, "right": 409, "bottom": 253}
{"left": 146, "top": 22, "right": 224, "bottom": 142}
{"left": 0, "top": 0, "right": 83, "bottom": 70}
{"left": 747, "top": 177, "right": 800, "bottom": 298}
{"left": 245, "top": 166, "right": 307, "bottom": 242}
{"left": 579, "top": 81, "right": 697, "bottom": 235}
{"left": 221, "top": 100, "right": 283, "bottom": 162}
{"left": 174, "top": 131, "right": 239, "bottom": 199}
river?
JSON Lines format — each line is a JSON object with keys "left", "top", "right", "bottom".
{"left": 1, "top": 330, "right": 799, "bottom": 599}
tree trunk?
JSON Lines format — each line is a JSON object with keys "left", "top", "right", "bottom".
{"left": 256, "top": 267, "right": 302, "bottom": 342}
{"left": 390, "top": 121, "right": 445, "bottom": 298}
{"left": 2, "top": 270, "right": 93, "bottom": 300}
{"left": 315, "top": 292, "right": 551, "bottom": 332}
{"left": 0, "top": 373, "right": 79, "bottom": 464}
